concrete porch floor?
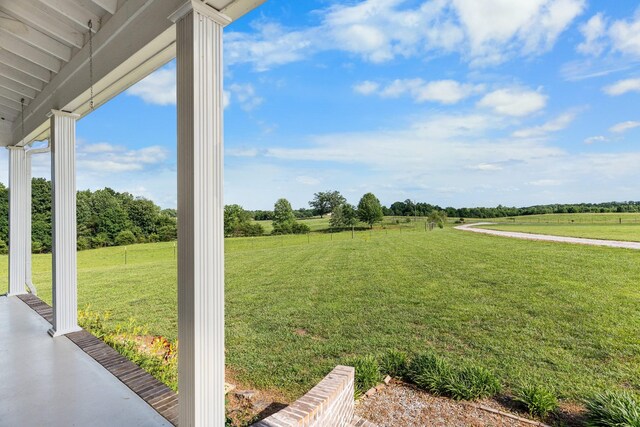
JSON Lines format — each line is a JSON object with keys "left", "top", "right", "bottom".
{"left": 0, "top": 295, "right": 172, "bottom": 427}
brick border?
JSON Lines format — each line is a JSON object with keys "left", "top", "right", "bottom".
{"left": 17, "top": 294, "right": 178, "bottom": 425}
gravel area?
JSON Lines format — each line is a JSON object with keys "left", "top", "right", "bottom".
{"left": 355, "top": 382, "right": 543, "bottom": 427}
{"left": 456, "top": 222, "right": 640, "bottom": 250}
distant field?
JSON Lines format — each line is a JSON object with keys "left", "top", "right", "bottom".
{"left": 475, "top": 222, "right": 640, "bottom": 242}
{"left": 485, "top": 212, "right": 640, "bottom": 224}
{"left": 2, "top": 224, "right": 639, "bottom": 402}
{"left": 257, "top": 216, "right": 431, "bottom": 234}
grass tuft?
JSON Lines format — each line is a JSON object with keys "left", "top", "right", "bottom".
{"left": 514, "top": 383, "right": 558, "bottom": 418}
{"left": 585, "top": 390, "right": 640, "bottom": 427}
{"left": 407, "top": 352, "right": 500, "bottom": 400}
{"left": 379, "top": 349, "right": 408, "bottom": 379}
{"left": 348, "top": 355, "right": 382, "bottom": 398}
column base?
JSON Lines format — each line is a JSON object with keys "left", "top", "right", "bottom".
{"left": 48, "top": 326, "right": 82, "bottom": 337}
{"left": 6, "top": 291, "right": 28, "bottom": 297}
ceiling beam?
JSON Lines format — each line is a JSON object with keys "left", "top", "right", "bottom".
{"left": 0, "top": 63, "right": 45, "bottom": 91}
{"left": 91, "top": 0, "right": 118, "bottom": 15}
{"left": 0, "top": 32, "right": 62, "bottom": 73}
{"left": 0, "top": 0, "right": 84, "bottom": 48}
{"left": 37, "top": 0, "right": 102, "bottom": 33}
{"left": 0, "top": 96, "right": 21, "bottom": 112}
{"left": 0, "top": 11, "right": 72, "bottom": 61}
{"left": 0, "top": 75, "right": 37, "bottom": 100}
{"left": 0, "top": 49, "right": 51, "bottom": 83}
{"left": 0, "top": 103, "right": 19, "bottom": 121}
{"left": 0, "top": 85, "right": 32, "bottom": 106}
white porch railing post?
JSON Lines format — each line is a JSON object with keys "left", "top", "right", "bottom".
{"left": 7, "top": 146, "right": 28, "bottom": 296}
{"left": 170, "top": 1, "right": 230, "bottom": 425}
{"left": 48, "top": 110, "right": 81, "bottom": 337}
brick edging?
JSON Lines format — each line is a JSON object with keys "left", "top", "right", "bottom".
{"left": 17, "top": 294, "right": 178, "bottom": 426}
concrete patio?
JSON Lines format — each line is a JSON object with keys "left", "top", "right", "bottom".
{"left": 0, "top": 295, "right": 172, "bottom": 426}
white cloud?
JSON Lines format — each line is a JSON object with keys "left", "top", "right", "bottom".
{"left": 528, "top": 179, "right": 563, "bottom": 186}
{"left": 371, "top": 79, "right": 484, "bottom": 104}
{"left": 78, "top": 143, "right": 168, "bottom": 172}
{"left": 603, "top": 77, "right": 640, "bottom": 96}
{"left": 126, "top": 67, "right": 176, "bottom": 106}
{"left": 296, "top": 175, "right": 321, "bottom": 186}
{"left": 576, "top": 8, "right": 640, "bottom": 58}
{"left": 512, "top": 111, "right": 577, "bottom": 138}
{"left": 228, "top": 83, "right": 263, "bottom": 111}
{"left": 584, "top": 135, "right": 608, "bottom": 144}
{"left": 609, "top": 121, "right": 640, "bottom": 133}
{"left": 353, "top": 80, "right": 380, "bottom": 95}
{"left": 577, "top": 13, "right": 607, "bottom": 55}
{"left": 477, "top": 87, "right": 547, "bottom": 117}
{"left": 226, "top": 0, "right": 585, "bottom": 70}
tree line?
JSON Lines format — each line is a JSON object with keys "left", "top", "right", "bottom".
{"left": 0, "top": 179, "right": 177, "bottom": 254}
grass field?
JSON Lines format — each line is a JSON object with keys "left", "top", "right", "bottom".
{"left": 488, "top": 212, "right": 640, "bottom": 224}
{"left": 1, "top": 225, "right": 639, "bottom": 402}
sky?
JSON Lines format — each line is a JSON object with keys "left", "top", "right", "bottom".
{"left": 2, "top": 0, "right": 640, "bottom": 210}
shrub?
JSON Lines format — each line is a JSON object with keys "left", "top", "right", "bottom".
{"left": 148, "top": 233, "right": 159, "bottom": 243}
{"left": 291, "top": 222, "right": 311, "bottom": 234}
{"left": 407, "top": 352, "right": 452, "bottom": 393}
{"left": 408, "top": 353, "right": 500, "bottom": 401}
{"left": 349, "top": 355, "right": 382, "bottom": 398}
{"left": 443, "top": 364, "right": 501, "bottom": 401}
{"left": 514, "top": 384, "right": 558, "bottom": 418}
{"left": 115, "top": 230, "right": 137, "bottom": 246}
{"left": 585, "top": 390, "right": 640, "bottom": 427}
{"left": 379, "top": 349, "right": 408, "bottom": 379}
{"left": 92, "top": 232, "right": 110, "bottom": 248}
{"left": 158, "top": 225, "right": 177, "bottom": 242}
{"left": 0, "top": 239, "right": 7, "bottom": 255}
{"left": 77, "top": 237, "right": 91, "bottom": 251}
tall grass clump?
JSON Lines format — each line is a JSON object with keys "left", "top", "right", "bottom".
{"left": 585, "top": 390, "right": 640, "bottom": 427}
{"left": 407, "top": 352, "right": 500, "bottom": 400}
{"left": 379, "top": 349, "right": 408, "bottom": 379}
{"left": 349, "top": 355, "right": 382, "bottom": 398}
{"left": 514, "top": 384, "right": 558, "bottom": 418}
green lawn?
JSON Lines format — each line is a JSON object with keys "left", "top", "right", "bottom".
{"left": 487, "top": 212, "right": 640, "bottom": 224}
{"left": 475, "top": 223, "right": 640, "bottom": 242}
{"left": 1, "top": 226, "right": 639, "bottom": 402}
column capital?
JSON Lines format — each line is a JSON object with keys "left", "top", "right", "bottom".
{"left": 169, "top": 0, "right": 232, "bottom": 26}
{"left": 48, "top": 110, "right": 80, "bottom": 119}
{"left": 6, "top": 146, "right": 25, "bottom": 151}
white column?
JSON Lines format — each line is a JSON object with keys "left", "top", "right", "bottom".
{"left": 7, "top": 147, "right": 28, "bottom": 296}
{"left": 25, "top": 151, "right": 34, "bottom": 294}
{"left": 170, "top": 2, "right": 230, "bottom": 425}
{"left": 49, "top": 110, "right": 81, "bottom": 337}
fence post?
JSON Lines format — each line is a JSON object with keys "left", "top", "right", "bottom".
{"left": 173, "top": 242, "right": 176, "bottom": 260}
{"left": 351, "top": 226, "right": 354, "bottom": 239}
{"left": 125, "top": 247, "right": 127, "bottom": 265}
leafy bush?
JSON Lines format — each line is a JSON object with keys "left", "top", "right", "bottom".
{"left": 585, "top": 390, "right": 640, "bottom": 427}
{"left": 407, "top": 352, "right": 500, "bottom": 401}
{"left": 349, "top": 355, "right": 382, "bottom": 398}
{"left": 407, "top": 352, "right": 452, "bottom": 393}
{"left": 379, "top": 349, "right": 408, "bottom": 379}
{"left": 158, "top": 225, "right": 177, "bottom": 242}
{"left": 291, "top": 222, "right": 311, "bottom": 234}
{"left": 0, "top": 239, "right": 7, "bottom": 255}
{"left": 514, "top": 384, "right": 558, "bottom": 418}
{"left": 77, "top": 237, "right": 91, "bottom": 251}
{"left": 148, "top": 233, "right": 159, "bottom": 243}
{"left": 115, "top": 230, "right": 137, "bottom": 246}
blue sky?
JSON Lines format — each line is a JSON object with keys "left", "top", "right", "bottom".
{"left": 4, "top": 0, "right": 640, "bottom": 210}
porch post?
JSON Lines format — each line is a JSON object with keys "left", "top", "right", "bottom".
{"left": 170, "top": 1, "right": 230, "bottom": 425}
{"left": 7, "top": 147, "right": 28, "bottom": 296}
{"left": 48, "top": 110, "right": 81, "bottom": 337}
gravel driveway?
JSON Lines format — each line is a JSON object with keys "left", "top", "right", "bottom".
{"left": 455, "top": 222, "right": 640, "bottom": 250}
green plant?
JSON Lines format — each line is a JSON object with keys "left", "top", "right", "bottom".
{"left": 442, "top": 364, "right": 501, "bottom": 400}
{"left": 585, "top": 390, "right": 640, "bottom": 427}
{"left": 408, "top": 353, "right": 500, "bottom": 400}
{"left": 115, "top": 230, "right": 137, "bottom": 246}
{"left": 379, "top": 349, "right": 408, "bottom": 379}
{"left": 407, "top": 352, "right": 452, "bottom": 393}
{"left": 349, "top": 355, "right": 382, "bottom": 398}
{"left": 514, "top": 383, "right": 558, "bottom": 418}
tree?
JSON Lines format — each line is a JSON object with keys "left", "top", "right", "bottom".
{"left": 224, "top": 204, "right": 264, "bottom": 237}
{"left": 309, "top": 191, "right": 346, "bottom": 218}
{"left": 357, "top": 193, "right": 383, "bottom": 228}
{"left": 427, "top": 210, "right": 447, "bottom": 229}
{"left": 330, "top": 203, "right": 358, "bottom": 228}
{"left": 272, "top": 198, "right": 296, "bottom": 234}
{"left": 115, "top": 230, "right": 137, "bottom": 246}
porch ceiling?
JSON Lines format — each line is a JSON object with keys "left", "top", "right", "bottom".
{"left": 0, "top": 0, "right": 265, "bottom": 147}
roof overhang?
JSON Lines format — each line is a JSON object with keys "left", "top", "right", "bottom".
{"left": 0, "top": 0, "right": 266, "bottom": 147}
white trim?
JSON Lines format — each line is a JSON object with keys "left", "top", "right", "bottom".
{"left": 169, "top": 0, "right": 232, "bottom": 26}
